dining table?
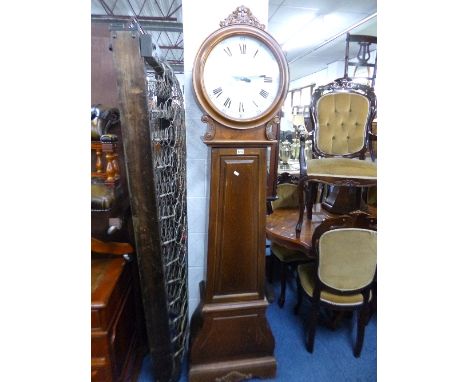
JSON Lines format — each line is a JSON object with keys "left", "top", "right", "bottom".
{"left": 266, "top": 203, "right": 377, "bottom": 258}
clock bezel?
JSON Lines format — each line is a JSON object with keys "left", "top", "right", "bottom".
{"left": 193, "top": 24, "right": 289, "bottom": 130}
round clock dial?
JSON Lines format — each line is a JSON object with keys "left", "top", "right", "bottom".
{"left": 202, "top": 34, "right": 281, "bottom": 121}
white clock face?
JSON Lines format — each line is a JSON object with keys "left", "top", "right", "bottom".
{"left": 202, "top": 34, "right": 281, "bottom": 121}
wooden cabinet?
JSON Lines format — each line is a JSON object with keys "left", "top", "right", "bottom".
{"left": 91, "top": 257, "right": 142, "bottom": 382}
{"left": 205, "top": 148, "right": 267, "bottom": 303}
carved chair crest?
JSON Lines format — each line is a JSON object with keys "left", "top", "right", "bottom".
{"left": 309, "top": 77, "right": 377, "bottom": 160}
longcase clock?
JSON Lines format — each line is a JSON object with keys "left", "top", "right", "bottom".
{"left": 189, "top": 6, "right": 289, "bottom": 382}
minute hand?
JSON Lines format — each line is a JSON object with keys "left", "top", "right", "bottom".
{"left": 232, "top": 75, "right": 268, "bottom": 82}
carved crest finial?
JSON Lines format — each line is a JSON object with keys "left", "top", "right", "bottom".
{"left": 220, "top": 5, "right": 265, "bottom": 30}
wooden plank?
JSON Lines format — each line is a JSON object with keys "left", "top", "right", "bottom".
{"left": 111, "top": 30, "right": 174, "bottom": 381}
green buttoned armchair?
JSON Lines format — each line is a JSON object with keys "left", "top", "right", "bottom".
{"left": 295, "top": 211, "right": 376, "bottom": 357}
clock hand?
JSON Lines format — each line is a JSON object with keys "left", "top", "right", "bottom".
{"left": 232, "top": 75, "right": 252, "bottom": 83}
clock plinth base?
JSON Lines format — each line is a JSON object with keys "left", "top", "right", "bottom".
{"left": 189, "top": 283, "right": 276, "bottom": 382}
{"left": 189, "top": 356, "right": 276, "bottom": 382}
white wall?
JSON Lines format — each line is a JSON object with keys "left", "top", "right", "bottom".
{"left": 182, "top": 0, "right": 269, "bottom": 320}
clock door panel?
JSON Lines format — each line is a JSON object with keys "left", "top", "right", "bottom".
{"left": 206, "top": 148, "right": 266, "bottom": 304}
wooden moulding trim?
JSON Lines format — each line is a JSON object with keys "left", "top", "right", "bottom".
{"left": 212, "top": 292, "right": 259, "bottom": 302}
{"left": 201, "top": 299, "right": 269, "bottom": 314}
{"left": 91, "top": 141, "right": 103, "bottom": 150}
{"left": 91, "top": 237, "right": 134, "bottom": 255}
{"left": 189, "top": 356, "right": 276, "bottom": 375}
{"left": 91, "top": 357, "right": 107, "bottom": 367}
{"left": 266, "top": 234, "right": 311, "bottom": 254}
{"left": 304, "top": 176, "right": 377, "bottom": 187}
{"left": 203, "top": 140, "right": 277, "bottom": 146}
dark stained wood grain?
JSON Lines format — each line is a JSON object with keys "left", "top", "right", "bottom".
{"left": 266, "top": 205, "right": 333, "bottom": 256}
{"left": 190, "top": 147, "right": 276, "bottom": 382}
{"left": 266, "top": 204, "right": 376, "bottom": 256}
{"left": 266, "top": 116, "right": 281, "bottom": 204}
{"left": 91, "top": 237, "right": 134, "bottom": 256}
{"left": 111, "top": 30, "right": 173, "bottom": 381}
{"left": 91, "top": 23, "right": 119, "bottom": 107}
{"left": 91, "top": 257, "right": 143, "bottom": 382}
{"left": 206, "top": 148, "right": 265, "bottom": 303}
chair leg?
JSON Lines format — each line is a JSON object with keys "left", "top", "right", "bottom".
{"left": 367, "top": 281, "right": 377, "bottom": 324}
{"left": 278, "top": 262, "right": 287, "bottom": 308}
{"left": 306, "top": 302, "right": 320, "bottom": 353}
{"left": 294, "top": 274, "right": 302, "bottom": 315}
{"left": 306, "top": 183, "right": 318, "bottom": 220}
{"left": 267, "top": 253, "right": 274, "bottom": 284}
{"left": 322, "top": 309, "right": 345, "bottom": 331}
{"left": 354, "top": 304, "right": 369, "bottom": 358}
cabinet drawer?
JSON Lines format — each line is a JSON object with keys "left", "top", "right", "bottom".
{"left": 91, "top": 358, "right": 112, "bottom": 382}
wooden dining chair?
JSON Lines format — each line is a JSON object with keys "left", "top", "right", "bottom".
{"left": 269, "top": 177, "right": 312, "bottom": 308}
{"left": 294, "top": 211, "right": 376, "bottom": 357}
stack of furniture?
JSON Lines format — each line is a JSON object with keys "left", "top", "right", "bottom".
{"left": 91, "top": 106, "right": 144, "bottom": 382}
{"left": 91, "top": 239, "right": 143, "bottom": 381}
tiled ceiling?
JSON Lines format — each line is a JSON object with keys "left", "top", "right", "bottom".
{"left": 91, "top": 0, "right": 376, "bottom": 81}
{"left": 268, "top": 0, "right": 377, "bottom": 81}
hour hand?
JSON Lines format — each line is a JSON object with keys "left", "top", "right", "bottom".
{"left": 232, "top": 75, "right": 252, "bottom": 83}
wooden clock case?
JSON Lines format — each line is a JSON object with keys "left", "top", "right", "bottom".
{"left": 189, "top": 6, "right": 289, "bottom": 382}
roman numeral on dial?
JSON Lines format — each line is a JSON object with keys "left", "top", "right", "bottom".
{"left": 259, "top": 89, "right": 269, "bottom": 98}
{"left": 224, "top": 47, "right": 232, "bottom": 56}
{"left": 239, "top": 43, "right": 246, "bottom": 54}
{"left": 263, "top": 76, "right": 272, "bottom": 83}
{"left": 239, "top": 102, "right": 244, "bottom": 113}
{"left": 213, "top": 87, "right": 223, "bottom": 97}
{"left": 224, "top": 97, "right": 231, "bottom": 108}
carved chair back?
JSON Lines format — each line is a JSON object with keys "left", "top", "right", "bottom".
{"left": 310, "top": 211, "right": 377, "bottom": 298}
{"left": 309, "top": 78, "right": 376, "bottom": 161}
{"left": 344, "top": 33, "right": 377, "bottom": 88}
{"left": 271, "top": 182, "right": 300, "bottom": 211}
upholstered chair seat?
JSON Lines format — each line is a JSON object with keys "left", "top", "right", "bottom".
{"left": 92, "top": 183, "right": 116, "bottom": 211}
{"left": 307, "top": 157, "right": 376, "bottom": 180}
{"left": 271, "top": 243, "right": 308, "bottom": 263}
{"left": 298, "top": 263, "right": 372, "bottom": 306}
